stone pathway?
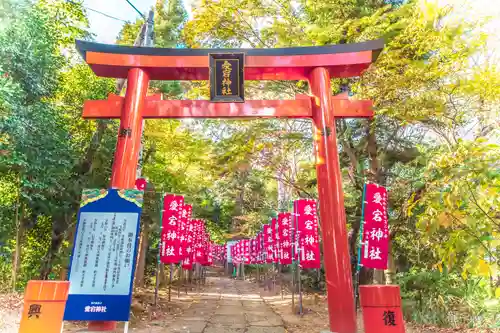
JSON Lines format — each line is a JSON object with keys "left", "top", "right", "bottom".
{"left": 142, "top": 275, "right": 285, "bottom": 333}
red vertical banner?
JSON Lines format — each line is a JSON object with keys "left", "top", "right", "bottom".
{"left": 195, "top": 220, "right": 206, "bottom": 264}
{"left": 263, "top": 225, "right": 273, "bottom": 263}
{"left": 272, "top": 218, "right": 279, "bottom": 264}
{"left": 178, "top": 204, "right": 192, "bottom": 260}
{"left": 278, "top": 212, "right": 292, "bottom": 265}
{"left": 257, "top": 233, "right": 264, "bottom": 264}
{"left": 206, "top": 241, "right": 213, "bottom": 266}
{"left": 182, "top": 216, "right": 194, "bottom": 269}
{"left": 250, "top": 238, "right": 254, "bottom": 264}
{"left": 243, "top": 239, "right": 250, "bottom": 264}
{"left": 360, "top": 183, "right": 389, "bottom": 270}
{"left": 234, "top": 241, "right": 241, "bottom": 265}
{"left": 161, "top": 194, "right": 183, "bottom": 264}
{"left": 223, "top": 244, "right": 227, "bottom": 262}
{"left": 259, "top": 233, "right": 263, "bottom": 264}
{"left": 192, "top": 219, "right": 200, "bottom": 264}
{"left": 296, "top": 199, "right": 321, "bottom": 269}
{"left": 230, "top": 244, "right": 236, "bottom": 265}
{"left": 203, "top": 231, "right": 210, "bottom": 266}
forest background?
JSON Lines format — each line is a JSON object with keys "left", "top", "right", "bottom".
{"left": 0, "top": 0, "right": 499, "bottom": 329}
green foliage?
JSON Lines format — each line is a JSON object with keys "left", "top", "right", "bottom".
{"left": 409, "top": 136, "right": 500, "bottom": 278}
{"left": 0, "top": 0, "right": 115, "bottom": 285}
{"left": 398, "top": 269, "right": 499, "bottom": 328}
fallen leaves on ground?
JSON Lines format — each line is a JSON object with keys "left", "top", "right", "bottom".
{"left": 0, "top": 293, "right": 23, "bottom": 312}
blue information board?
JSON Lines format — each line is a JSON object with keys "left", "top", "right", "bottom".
{"left": 63, "top": 189, "right": 143, "bottom": 321}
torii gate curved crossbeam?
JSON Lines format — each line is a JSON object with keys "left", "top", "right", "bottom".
{"left": 74, "top": 39, "right": 384, "bottom": 333}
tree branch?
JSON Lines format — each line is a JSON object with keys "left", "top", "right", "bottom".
{"left": 466, "top": 182, "right": 500, "bottom": 230}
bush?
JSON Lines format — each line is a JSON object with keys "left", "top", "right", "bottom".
{"left": 397, "top": 268, "right": 499, "bottom": 328}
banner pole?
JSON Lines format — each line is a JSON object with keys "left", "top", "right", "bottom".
{"left": 169, "top": 263, "right": 173, "bottom": 302}
{"left": 355, "top": 183, "right": 368, "bottom": 310}
{"left": 280, "top": 263, "right": 284, "bottom": 300}
{"left": 298, "top": 260, "right": 303, "bottom": 315}
{"left": 297, "top": 199, "right": 303, "bottom": 315}
{"left": 272, "top": 263, "right": 276, "bottom": 292}
{"left": 291, "top": 200, "right": 296, "bottom": 312}
{"left": 177, "top": 264, "right": 181, "bottom": 298}
{"left": 197, "top": 263, "right": 200, "bottom": 293}
{"left": 154, "top": 192, "right": 163, "bottom": 307}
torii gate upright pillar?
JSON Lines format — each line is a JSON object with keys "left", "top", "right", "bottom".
{"left": 88, "top": 68, "right": 150, "bottom": 332}
{"left": 310, "top": 67, "right": 356, "bottom": 333}
{"left": 110, "top": 68, "right": 150, "bottom": 189}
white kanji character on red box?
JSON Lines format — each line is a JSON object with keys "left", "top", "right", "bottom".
{"left": 305, "top": 235, "right": 315, "bottom": 245}
{"left": 304, "top": 205, "right": 313, "bottom": 215}
{"left": 167, "top": 231, "right": 177, "bottom": 240}
{"left": 305, "top": 251, "right": 315, "bottom": 261}
{"left": 373, "top": 192, "right": 383, "bottom": 205}
{"left": 169, "top": 200, "right": 179, "bottom": 211}
{"left": 305, "top": 220, "right": 313, "bottom": 230}
{"left": 166, "top": 246, "right": 175, "bottom": 256}
{"left": 168, "top": 215, "right": 178, "bottom": 225}
{"left": 372, "top": 209, "right": 383, "bottom": 222}
{"left": 370, "top": 228, "right": 384, "bottom": 241}
{"left": 369, "top": 247, "right": 382, "bottom": 260}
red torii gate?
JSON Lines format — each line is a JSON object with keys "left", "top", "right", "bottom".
{"left": 76, "top": 39, "right": 383, "bottom": 333}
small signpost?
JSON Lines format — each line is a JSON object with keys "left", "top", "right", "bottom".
{"left": 63, "top": 189, "right": 143, "bottom": 328}
{"left": 18, "top": 281, "right": 69, "bottom": 333}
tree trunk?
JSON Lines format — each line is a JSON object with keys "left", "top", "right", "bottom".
{"left": 348, "top": 207, "right": 361, "bottom": 280}
{"left": 384, "top": 237, "right": 396, "bottom": 284}
{"left": 39, "top": 216, "right": 66, "bottom": 280}
{"left": 59, "top": 222, "right": 77, "bottom": 280}
{"left": 134, "top": 220, "right": 150, "bottom": 288}
{"left": 159, "top": 263, "right": 166, "bottom": 287}
{"left": 12, "top": 202, "right": 23, "bottom": 291}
